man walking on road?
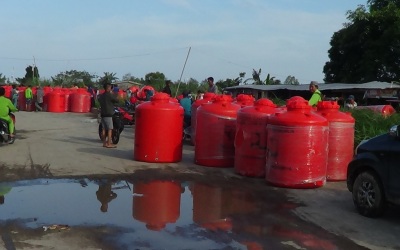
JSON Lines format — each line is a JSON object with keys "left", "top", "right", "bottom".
{"left": 98, "top": 82, "right": 119, "bottom": 148}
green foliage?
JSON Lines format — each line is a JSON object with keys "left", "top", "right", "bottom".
{"left": 0, "top": 73, "right": 6, "bottom": 83}
{"left": 348, "top": 108, "right": 400, "bottom": 146}
{"left": 324, "top": 1, "right": 400, "bottom": 83}
{"left": 244, "top": 69, "right": 280, "bottom": 85}
{"left": 52, "top": 70, "right": 97, "bottom": 87}
{"left": 98, "top": 72, "right": 118, "bottom": 87}
{"left": 122, "top": 73, "right": 144, "bottom": 84}
{"left": 283, "top": 75, "right": 300, "bottom": 85}
{"left": 144, "top": 72, "right": 166, "bottom": 91}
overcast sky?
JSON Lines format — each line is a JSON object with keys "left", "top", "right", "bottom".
{"left": 0, "top": 0, "right": 367, "bottom": 84}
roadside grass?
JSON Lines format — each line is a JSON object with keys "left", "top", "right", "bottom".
{"left": 347, "top": 109, "right": 400, "bottom": 146}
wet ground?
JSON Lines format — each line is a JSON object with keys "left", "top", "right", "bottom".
{"left": 0, "top": 168, "right": 368, "bottom": 250}
{"left": 1, "top": 111, "right": 400, "bottom": 249}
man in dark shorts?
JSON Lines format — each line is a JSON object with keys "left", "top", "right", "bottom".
{"left": 98, "top": 82, "right": 119, "bottom": 148}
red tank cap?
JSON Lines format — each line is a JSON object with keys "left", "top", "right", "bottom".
{"left": 236, "top": 94, "right": 254, "bottom": 102}
{"left": 286, "top": 96, "right": 306, "bottom": 104}
{"left": 213, "top": 94, "right": 233, "bottom": 103}
{"left": 317, "top": 100, "right": 340, "bottom": 110}
{"left": 151, "top": 93, "right": 170, "bottom": 102}
{"left": 203, "top": 93, "right": 217, "bottom": 100}
{"left": 286, "top": 100, "right": 311, "bottom": 110}
{"left": 254, "top": 98, "right": 276, "bottom": 108}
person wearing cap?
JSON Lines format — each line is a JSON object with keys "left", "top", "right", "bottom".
{"left": 346, "top": 95, "right": 357, "bottom": 109}
{"left": 207, "top": 77, "right": 218, "bottom": 94}
{"left": 308, "top": 81, "right": 322, "bottom": 107}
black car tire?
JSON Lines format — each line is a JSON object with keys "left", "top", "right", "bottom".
{"left": 352, "top": 171, "right": 386, "bottom": 217}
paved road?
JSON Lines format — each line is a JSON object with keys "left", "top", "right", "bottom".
{"left": 0, "top": 111, "right": 399, "bottom": 250}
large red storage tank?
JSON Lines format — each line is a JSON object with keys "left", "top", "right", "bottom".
{"left": 195, "top": 95, "right": 241, "bottom": 167}
{"left": 190, "top": 93, "right": 217, "bottom": 145}
{"left": 134, "top": 93, "right": 184, "bottom": 162}
{"left": 42, "top": 86, "right": 53, "bottom": 111}
{"left": 191, "top": 183, "right": 232, "bottom": 231}
{"left": 70, "top": 88, "right": 91, "bottom": 113}
{"left": 117, "top": 89, "right": 126, "bottom": 100}
{"left": 137, "top": 85, "right": 155, "bottom": 100}
{"left": 317, "top": 101, "right": 355, "bottom": 181}
{"left": 233, "top": 94, "right": 255, "bottom": 107}
{"left": 47, "top": 88, "right": 66, "bottom": 113}
{"left": 132, "top": 180, "right": 181, "bottom": 231}
{"left": 266, "top": 98, "right": 329, "bottom": 188}
{"left": 234, "top": 98, "right": 276, "bottom": 177}
{"left": 62, "top": 88, "right": 72, "bottom": 112}
{"left": 3, "top": 85, "right": 11, "bottom": 99}
{"left": 355, "top": 105, "right": 396, "bottom": 117}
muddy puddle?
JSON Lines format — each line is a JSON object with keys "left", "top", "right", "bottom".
{"left": 0, "top": 178, "right": 367, "bottom": 250}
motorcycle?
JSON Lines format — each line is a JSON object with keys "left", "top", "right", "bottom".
{"left": 98, "top": 107, "right": 125, "bottom": 145}
{"left": 0, "top": 112, "right": 16, "bottom": 144}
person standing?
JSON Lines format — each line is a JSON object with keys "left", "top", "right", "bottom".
{"left": 308, "top": 81, "right": 322, "bottom": 107}
{"left": 0, "top": 87, "right": 18, "bottom": 140}
{"left": 98, "top": 82, "right": 119, "bottom": 148}
{"left": 207, "top": 77, "right": 218, "bottom": 94}
{"left": 25, "top": 85, "right": 33, "bottom": 111}
{"left": 162, "top": 80, "right": 172, "bottom": 96}
{"left": 11, "top": 84, "right": 18, "bottom": 109}
{"left": 35, "top": 86, "right": 44, "bottom": 111}
{"left": 179, "top": 90, "right": 192, "bottom": 128}
{"left": 345, "top": 95, "right": 357, "bottom": 109}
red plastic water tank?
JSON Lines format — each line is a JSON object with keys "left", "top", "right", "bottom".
{"left": 355, "top": 105, "right": 396, "bottom": 117}
{"left": 134, "top": 93, "right": 184, "bottom": 162}
{"left": 191, "top": 183, "right": 233, "bottom": 231}
{"left": 62, "top": 88, "right": 72, "bottom": 112}
{"left": 137, "top": 85, "right": 155, "bottom": 100}
{"left": 70, "top": 88, "right": 91, "bottom": 113}
{"left": 3, "top": 85, "right": 11, "bottom": 99}
{"left": 132, "top": 180, "right": 181, "bottom": 231}
{"left": 47, "top": 88, "right": 66, "bottom": 113}
{"left": 234, "top": 98, "right": 276, "bottom": 177}
{"left": 266, "top": 99, "right": 329, "bottom": 188}
{"left": 117, "top": 89, "right": 126, "bottom": 100}
{"left": 233, "top": 94, "right": 255, "bottom": 107}
{"left": 42, "top": 86, "right": 53, "bottom": 111}
{"left": 129, "top": 86, "right": 139, "bottom": 93}
{"left": 195, "top": 95, "right": 241, "bottom": 167}
{"left": 190, "top": 93, "right": 217, "bottom": 145}
{"left": 317, "top": 101, "right": 355, "bottom": 181}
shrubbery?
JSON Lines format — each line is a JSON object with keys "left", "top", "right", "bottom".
{"left": 348, "top": 109, "right": 400, "bottom": 147}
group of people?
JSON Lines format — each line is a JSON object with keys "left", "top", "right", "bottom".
{"left": 9, "top": 84, "right": 45, "bottom": 112}
{"left": 308, "top": 81, "right": 357, "bottom": 109}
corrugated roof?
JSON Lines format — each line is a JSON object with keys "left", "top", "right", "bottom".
{"left": 225, "top": 81, "right": 400, "bottom": 91}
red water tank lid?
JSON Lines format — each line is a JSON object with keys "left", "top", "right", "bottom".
{"left": 317, "top": 101, "right": 355, "bottom": 123}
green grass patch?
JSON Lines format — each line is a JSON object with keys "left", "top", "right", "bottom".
{"left": 347, "top": 108, "right": 400, "bottom": 146}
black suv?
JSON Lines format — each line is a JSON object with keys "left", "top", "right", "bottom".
{"left": 347, "top": 125, "right": 400, "bottom": 217}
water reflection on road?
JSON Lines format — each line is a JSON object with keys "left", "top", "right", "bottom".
{"left": 0, "top": 178, "right": 366, "bottom": 250}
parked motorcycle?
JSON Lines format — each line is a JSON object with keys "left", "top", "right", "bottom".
{"left": 98, "top": 108, "right": 124, "bottom": 144}
{"left": 0, "top": 112, "right": 16, "bottom": 144}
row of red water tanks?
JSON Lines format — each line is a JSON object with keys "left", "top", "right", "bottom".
{"left": 2, "top": 86, "right": 93, "bottom": 113}
{"left": 133, "top": 93, "right": 355, "bottom": 189}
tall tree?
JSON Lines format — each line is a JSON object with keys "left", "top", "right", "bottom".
{"left": 324, "top": 1, "right": 400, "bottom": 83}
{"left": 144, "top": 72, "right": 166, "bottom": 90}
{"left": 0, "top": 73, "right": 6, "bottom": 84}
{"left": 52, "top": 70, "right": 97, "bottom": 87}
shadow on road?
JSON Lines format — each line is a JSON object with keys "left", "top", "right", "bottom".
{"left": 77, "top": 147, "right": 133, "bottom": 160}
